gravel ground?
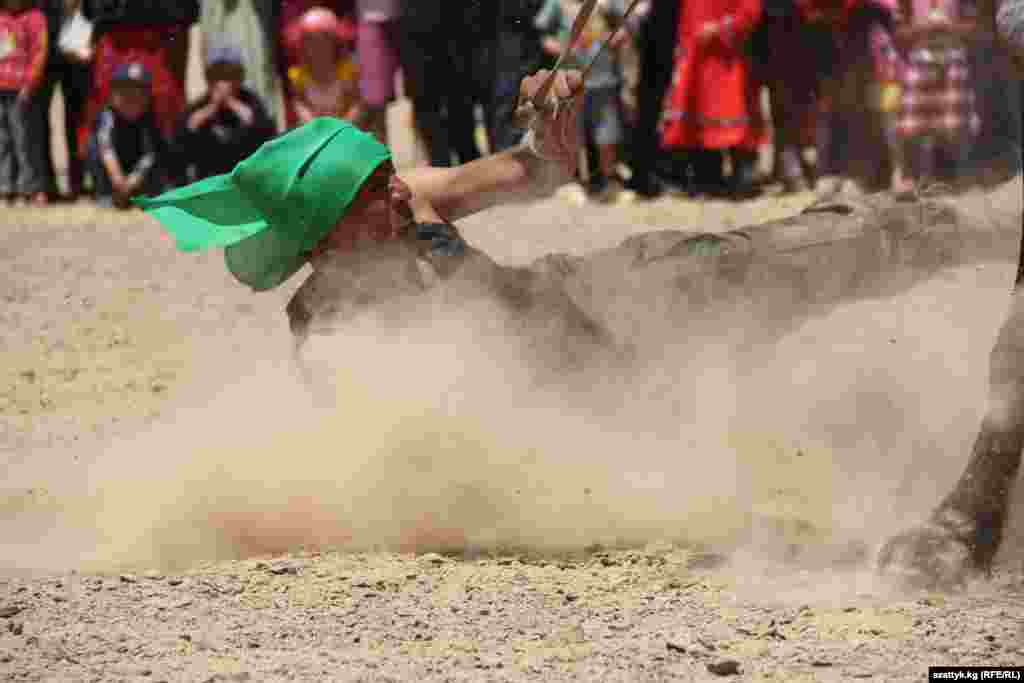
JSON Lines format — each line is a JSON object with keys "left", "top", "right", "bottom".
{"left": 1, "top": 549, "right": 1023, "bottom": 683}
{"left": 2, "top": 177, "right": 1024, "bottom": 681}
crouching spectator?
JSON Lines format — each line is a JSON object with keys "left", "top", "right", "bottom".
{"left": 0, "top": 0, "right": 48, "bottom": 205}
{"left": 287, "top": 8, "right": 363, "bottom": 126}
{"left": 87, "top": 63, "right": 169, "bottom": 208}
{"left": 176, "top": 45, "right": 276, "bottom": 182}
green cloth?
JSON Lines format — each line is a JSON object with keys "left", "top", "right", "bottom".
{"left": 134, "top": 117, "right": 391, "bottom": 291}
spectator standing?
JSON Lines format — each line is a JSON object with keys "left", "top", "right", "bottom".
{"left": 890, "top": 0, "right": 981, "bottom": 192}
{"left": 0, "top": 0, "right": 48, "bottom": 205}
{"left": 659, "top": 0, "right": 766, "bottom": 198}
{"left": 354, "top": 0, "right": 402, "bottom": 144}
{"left": 812, "top": 0, "right": 898, "bottom": 195}
{"left": 35, "top": 0, "right": 90, "bottom": 199}
{"left": 79, "top": 0, "right": 198, "bottom": 153}
{"left": 286, "top": 8, "right": 363, "bottom": 125}
{"left": 398, "top": 1, "right": 482, "bottom": 167}
{"left": 486, "top": 0, "right": 550, "bottom": 152}
{"left": 200, "top": 0, "right": 279, "bottom": 126}
{"left": 464, "top": 0, "right": 499, "bottom": 154}
{"left": 535, "top": 0, "right": 632, "bottom": 200}
{"left": 86, "top": 63, "right": 170, "bottom": 208}
{"left": 748, "top": 0, "right": 828, "bottom": 191}
{"left": 175, "top": 45, "right": 276, "bottom": 183}
{"left": 969, "top": 2, "right": 1020, "bottom": 181}
{"left": 622, "top": 0, "right": 676, "bottom": 199}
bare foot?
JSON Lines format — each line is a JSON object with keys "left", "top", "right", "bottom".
{"left": 892, "top": 177, "right": 917, "bottom": 198}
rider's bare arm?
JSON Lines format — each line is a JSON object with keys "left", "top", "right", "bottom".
{"left": 400, "top": 145, "right": 571, "bottom": 223}
{"left": 400, "top": 68, "right": 583, "bottom": 223}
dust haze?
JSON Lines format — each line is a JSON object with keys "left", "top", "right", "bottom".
{"left": 2, "top": 181, "right": 1020, "bottom": 594}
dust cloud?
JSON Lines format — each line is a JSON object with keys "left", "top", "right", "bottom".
{"left": 5, "top": 181, "right": 1020, "bottom": 580}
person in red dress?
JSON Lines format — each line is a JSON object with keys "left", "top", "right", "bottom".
{"left": 659, "top": 0, "right": 767, "bottom": 198}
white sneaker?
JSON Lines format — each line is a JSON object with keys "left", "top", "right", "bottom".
{"left": 815, "top": 175, "right": 843, "bottom": 198}
{"left": 840, "top": 178, "right": 868, "bottom": 197}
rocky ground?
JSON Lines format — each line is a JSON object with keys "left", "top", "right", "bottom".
{"left": 1, "top": 546, "right": 1023, "bottom": 683}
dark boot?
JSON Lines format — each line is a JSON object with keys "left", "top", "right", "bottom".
{"left": 730, "top": 148, "right": 761, "bottom": 199}
{"left": 693, "top": 149, "right": 728, "bottom": 197}
{"left": 624, "top": 172, "right": 665, "bottom": 199}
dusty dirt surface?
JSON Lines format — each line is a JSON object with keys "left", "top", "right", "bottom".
{"left": 2, "top": 176, "right": 1024, "bottom": 683}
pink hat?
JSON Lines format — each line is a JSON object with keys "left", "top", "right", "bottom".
{"left": 297, "top": 8, "right": 356, "bottom": 43}
{"left": 282, "top": 7, "right": 356, "bottom": 63}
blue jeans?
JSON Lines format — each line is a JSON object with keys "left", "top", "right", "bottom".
{"left": 0, "top": 91, "right": 45, "bottom": 195}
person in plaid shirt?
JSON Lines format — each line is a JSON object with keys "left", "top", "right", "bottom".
{"left": 891, "top": 0, "right": 982, "bottom": 192}
{"left": 0, "top": 0, "right": 48, "bottom": 205}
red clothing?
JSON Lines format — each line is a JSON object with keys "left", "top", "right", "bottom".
{"left": 0, "top": 8, "right": 47, "bottom": 93}
{"left": 660, "top": 0, "right": 766, "bottom": 150}
{"left": 79, "top": 25, "right": 187, "bottom": 155}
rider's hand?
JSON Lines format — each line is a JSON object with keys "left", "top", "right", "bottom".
{"left": 608, "top": 26, "right": 632, "bottom": 50}
{"left": 518, "top": 68, "right": 584, "bottom": 176}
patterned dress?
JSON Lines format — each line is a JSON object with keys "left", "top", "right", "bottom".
{"left": 895, "top": 0, "right": 981, "bottom": 142}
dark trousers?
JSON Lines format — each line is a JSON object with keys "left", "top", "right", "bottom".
{"left": 0, "top": 91, "right": 45, "bottom": 196}
{"left": 486, "top": 29, "right": 547, "bottom": 153}
{"left": 584, "top": 120, "right": 601, "bottom": 182}
{"left": 399, "top": 19, "right": 483, "bottom": 167}
{"left": 627, "top": 0, "right": 681, "bottom": 184}
{"left": 969, "top": 40, "right": 1022, "bottom": 173}
{"left": 37, "top": 60, "right": 91, "bottom": 196}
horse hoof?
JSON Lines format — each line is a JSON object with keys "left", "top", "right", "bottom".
{"left": 877, "top": 522, "right": 973, "bottom": 592}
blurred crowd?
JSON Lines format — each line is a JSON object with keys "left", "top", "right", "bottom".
{"left": 0, "top": 0, "right": 1018, "bottom": 209}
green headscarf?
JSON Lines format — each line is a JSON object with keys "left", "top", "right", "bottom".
{"left": 134, "top": 117, "right": 392, "bottom": 291}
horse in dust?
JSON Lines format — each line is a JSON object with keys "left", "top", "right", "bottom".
{"left": 287, "top": 169, "right": 1022, "bottom": 590}
{"left": 233, "top": 0, "right": 1024, "bottom": 590}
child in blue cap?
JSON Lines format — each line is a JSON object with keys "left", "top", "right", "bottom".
{"left": 86, "top": 62, "right": 172, "bottom": 208}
